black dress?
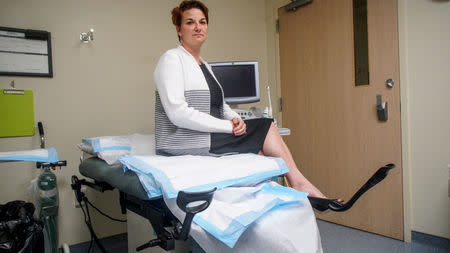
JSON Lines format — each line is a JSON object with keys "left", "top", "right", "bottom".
{"left": 199, "top": 64, "right": 273, "bottom": 155}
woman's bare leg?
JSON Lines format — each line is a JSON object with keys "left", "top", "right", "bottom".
{"left": 261, "top": 122, "right": 326, "bottom": 198}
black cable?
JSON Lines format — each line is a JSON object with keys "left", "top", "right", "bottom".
{"left": 72, "top": 180, "right": 126, "bottom": 253}
{"left": 85, "top": 199, "right": 127, "bottom": 222}
{"left": 83, "top": 197, "right": 109, "bottom": 253}
{"left": 78, "top": 197, "right": 95, "bottom": 253}
{"left": 87, "top": 234, "right": 93, "bottom": 253}
{"left": 78, "top": 199, "right": 94, "bottom": 253}
{"left": 76, "top": 196, "right": 109, "bottom": 253}
{"left": 84, "top": 202, "right": 94, "bottom": 253}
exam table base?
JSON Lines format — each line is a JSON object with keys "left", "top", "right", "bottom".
{"left": 120, "top": 193, "right": 178, "bottom": 251}
{"left": 127, "top": 210, "right": 190, "bottom": 253}
{"left": 71, "top": 177, "right": 187, "bottom": 252}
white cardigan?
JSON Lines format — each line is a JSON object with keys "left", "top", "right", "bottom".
{"left": 154, "top": 45, "right": 240, "bottom": 155}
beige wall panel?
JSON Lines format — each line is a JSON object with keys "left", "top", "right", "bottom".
{"left": 402, "top": 0, "right": 450, "bottom": 238}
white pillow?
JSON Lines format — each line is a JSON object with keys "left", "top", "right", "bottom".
{"left": 79, "top": 135, "right": 131, "bottom": 164}
{"left": 78, "top": 134, "right": 156, "bottom": 165}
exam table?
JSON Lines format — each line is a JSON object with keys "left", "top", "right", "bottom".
{"left": 73, "top": 157, "right": 216, "bottom": 252}
{"left": 72, "top": 154, "right": 394, "bottom": 252}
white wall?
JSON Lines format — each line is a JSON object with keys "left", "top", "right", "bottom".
{"left": 0, "top": 0, "right": 269, "bottom": 246}
{"left": 399, "top": 0, "right": 450, "bottom": 239}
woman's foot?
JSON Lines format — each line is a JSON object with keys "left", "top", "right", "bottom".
{"left": 293, "top": 182, "right": 326, "bottom": 198}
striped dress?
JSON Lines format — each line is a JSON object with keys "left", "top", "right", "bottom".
{"left": 154, "top": 46, "right": 239, "bottom": 156}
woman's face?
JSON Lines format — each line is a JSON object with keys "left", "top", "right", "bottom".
{"left": 177, "top": 8, "right": 208, "bottom": 49}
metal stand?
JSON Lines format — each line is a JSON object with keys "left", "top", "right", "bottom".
{"left": 70, "top": 175, "right": 215, "bottom": 252}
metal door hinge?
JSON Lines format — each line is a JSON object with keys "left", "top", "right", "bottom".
{"left": 284, "top": 0, "right": 313, "bottom": 12}
{"left": 276, "top": 19, "right": 279, "bottom": 33}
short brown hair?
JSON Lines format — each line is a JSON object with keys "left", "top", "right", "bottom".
{"left": 171, "top": 0, "right": 209, "bottom": 27}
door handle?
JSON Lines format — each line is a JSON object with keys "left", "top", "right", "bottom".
{"left": 376, "top": 94, "right": 388, "bottom": 121}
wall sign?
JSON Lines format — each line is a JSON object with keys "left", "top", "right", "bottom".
{"left": 0, "top": 26, "right": 53, "bottom": 77}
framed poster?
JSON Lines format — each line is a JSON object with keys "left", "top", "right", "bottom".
{"left": 0, "top": 26, "right": 53, "bottom": 77}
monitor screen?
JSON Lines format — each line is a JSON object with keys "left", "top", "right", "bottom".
{"left": 209, "top": 61, "right": 260, "bottom": 104}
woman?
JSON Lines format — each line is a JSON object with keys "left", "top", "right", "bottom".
{"left": 154, "top": 0, "right": 325, "bottom": 198}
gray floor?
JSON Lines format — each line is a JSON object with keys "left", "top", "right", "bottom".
{"left": 69, "top": 220, "right": 449, "bottom": 253}
{"left": 317, "top": 220, "right": 449, "bottom": 253}
{"left": 68, "top": 233, "right": 128, "bottom": 253}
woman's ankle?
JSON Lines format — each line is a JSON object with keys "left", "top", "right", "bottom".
{"left": 292, "top": 183, "right": 326, "bottom": 198}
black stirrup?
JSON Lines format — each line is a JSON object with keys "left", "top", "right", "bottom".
{"left": 308, "top": 164, "right": 395, "bottom": 212}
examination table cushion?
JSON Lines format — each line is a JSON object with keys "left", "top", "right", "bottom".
{"left": 79, "top": 157, "right": 150, "bottom": 200}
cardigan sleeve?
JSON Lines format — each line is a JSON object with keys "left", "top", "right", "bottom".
{"left": 154, "top": 51, "right": 233, "bottom": 133}
{"left": 222, "top": 103, "right": 240, "bottom": 120}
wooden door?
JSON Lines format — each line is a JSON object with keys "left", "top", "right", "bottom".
{"left": 278, "top": 0, "right": 403, "bottom": 240}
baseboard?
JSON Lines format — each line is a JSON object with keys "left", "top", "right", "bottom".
{"left": 411, "top": 231, "right": 449, "bottom": 250}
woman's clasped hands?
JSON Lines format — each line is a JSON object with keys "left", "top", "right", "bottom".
{"left": 231, "top": 118, "right": 246, "bottom": 136}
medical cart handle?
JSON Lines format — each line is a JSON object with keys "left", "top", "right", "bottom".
{"left": 308, "top": 163, "right": 395, "bottom": 212}
{"left": 174, "top": 187, "right": 216, "bottom": 241}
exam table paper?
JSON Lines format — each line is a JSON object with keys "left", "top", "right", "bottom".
{"left": 0, "top": 148, "right": 58, "bottom": 163}
{"left": 119, "top": 154, "right": 315, "bottom": 248}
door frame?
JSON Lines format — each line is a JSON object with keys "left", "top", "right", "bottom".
{"left": 265, "top": 0, "right": 412, "bottom": 242}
